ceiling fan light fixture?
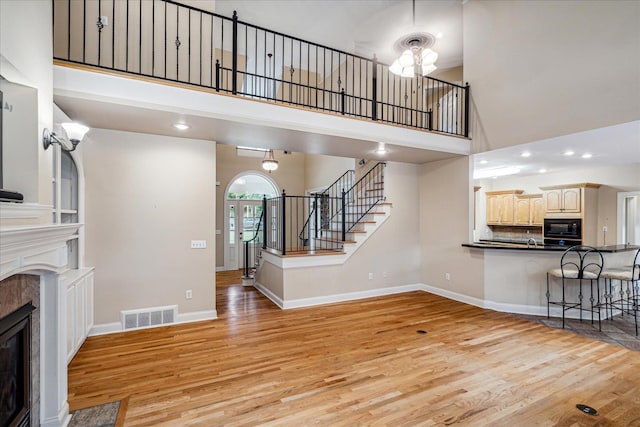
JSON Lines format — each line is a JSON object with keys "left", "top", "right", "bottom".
{"left": 421, "top": 48, "right": 438, "bottom": 65}
{"left": 421, "top": 63, "right": 437, "bottom": 75}
{"left": 389, "top": 1, "right": 439, "bottom": 78}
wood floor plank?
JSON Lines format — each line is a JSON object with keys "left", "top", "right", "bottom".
{"left": 68, "top": 270, "right": 640, "bottom": 426}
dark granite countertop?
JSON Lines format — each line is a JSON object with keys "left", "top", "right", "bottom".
{"left": 462, "top": 241, "right": 640, "bottom": 253}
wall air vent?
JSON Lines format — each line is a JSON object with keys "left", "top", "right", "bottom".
{"left": 121, "top": 305, "right": 177, "bottom": 331}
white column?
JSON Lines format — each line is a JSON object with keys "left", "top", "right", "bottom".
{"left": 40, "top": 273, "right": 71, "bottom": 427}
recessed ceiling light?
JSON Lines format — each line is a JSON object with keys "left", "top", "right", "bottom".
{"left": 436, "top": 32, "right": 444, "bottom": 39}
{"left": 173, "top": 123, "right": 190, "bottom": 131}
{"left": 479, "top": 160, "right": 488, "bottom": 164}
{"left": 539, "top": 168, "right": 547, "bottom": 173}
{"left": 581, "top": 153, "right": 593, "bottom": 159}
{"left": 375, "top": 148, "right": 389, "bottom": 155}
{"left": 564, "top": 150, "right": 575, "bottom": 156}
{"left": 521, "top": 151, "right": 531, "bottom": 157}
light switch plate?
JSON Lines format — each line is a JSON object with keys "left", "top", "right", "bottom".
{"left": 191, "top": 240, "right": 207, "bottom": 249}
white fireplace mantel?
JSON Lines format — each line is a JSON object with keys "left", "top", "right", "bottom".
{"left": 0, "top": 223, "right": 81, "bottom": 281}
{"left": 1, "top": 223, "right": 83, "bottom": 427}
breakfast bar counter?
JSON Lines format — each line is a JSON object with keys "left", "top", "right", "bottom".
{"left": 459, "top": 242, "right": 639, "bottom": 316}
{"left": 462, "top": 241, "right": 640, "bottom": 253}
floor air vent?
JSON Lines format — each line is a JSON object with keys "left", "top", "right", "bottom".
{"left": 121, "top": 305, "right": 177, "bottom": 330}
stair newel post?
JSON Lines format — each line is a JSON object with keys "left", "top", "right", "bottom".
{"left": 341, "top": 189, "right": 346, "bottom": 242}
{"left": 243, "top": 240, "right": 249, "bottom": 278}
{"left": 231, "top": 10, "right": 238, "bottom": 95}
{"left": 215, "top": 59, "right": 220, "bottom": 92}
{"left": 314, "top": 193, "right": 319, "bottom": 240}
{"left": 463, "top": 82, "right": 470, "bottom": 138}
{"left": 262, "top": 196, "right": 267, "bottom": 250}
{"left": 371, "top": 54, "right": 378, "bottom": 121}
{"left": 281, "top": 189, "right": 286, "bottom": 255}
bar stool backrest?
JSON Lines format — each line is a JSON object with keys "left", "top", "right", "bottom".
{"left": 632, "top": 248, "right": 640, "bottom": 281}
{"left": 560, "top": 245, "right": 604, "bottom": 280}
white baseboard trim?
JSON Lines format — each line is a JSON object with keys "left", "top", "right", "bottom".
{"left": 419, "top": 283, "right": 606, "bottom": 320}
{"left": 89, "top": 310, "right": 218, "bottom": 336}
{"left": 253, "top": 281, "right": 284, "bottom": 309}
{"left": 418, "top": 283, "right": 486, "bottom": 309}
{"left": 176, "top": 310, "right": 218, "bottom": 324}
{"left": 281, "top": 284, "right": 422, "bottom": 309}
{"left": 89, "top": 321, "right": 121, "bottom": 336}
{"left": 215, "top": 266, "right": 225, "bottom": 272}
{"left": 40, "top": 402, "right": 71, "bottom": 427}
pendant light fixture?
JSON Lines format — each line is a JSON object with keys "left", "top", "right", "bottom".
{"left": 389, "top": 0, "right": 439, "bottom": 78}
{"left": 262, "top": 149, "right": 278, "bottom": 172}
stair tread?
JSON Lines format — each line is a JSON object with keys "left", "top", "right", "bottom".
{"left": 324, "top": 229, "right": 367, "bottom": 234}
{"left": 316, "top": 238, "right": 357, "bottom": 244}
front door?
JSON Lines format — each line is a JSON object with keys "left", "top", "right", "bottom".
{"left": 225, "top": 200, "right": 263, "bottom": 270}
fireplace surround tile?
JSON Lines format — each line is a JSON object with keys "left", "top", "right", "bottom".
{"left": 0, "top": 274, "right": 40, "bottom": 426}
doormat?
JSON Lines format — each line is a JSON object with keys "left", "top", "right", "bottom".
{"left": 69, "top": 400, "right": 121, "bottom": 427}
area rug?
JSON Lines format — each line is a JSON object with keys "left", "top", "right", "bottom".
{"left": 69, "top": 400, "right": 121, "bottom": 427}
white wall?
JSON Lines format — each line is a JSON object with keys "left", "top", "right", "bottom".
{"left": 0, "top": 0, "right": 54, "bottom": 211}
{"left": 464, "top": 0, "right": 640, "bottom": 153}
{"left": 83, "top": 129, "right": 216, "bottom": 325}
{"left": 419, "top": 156, "right": 484, "bottom": 299}
{"left": 303, "top": 154, "right": 355, "bottom": 191}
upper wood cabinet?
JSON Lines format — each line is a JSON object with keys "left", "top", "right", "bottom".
{"left": 540, "top": 183, "right": 600, "bottom": 218}
{"left": 486, "top": 190, "right": 524, "bottom": 225}
{"left": 515, "top": 194, "right": 544, "bottom": 226}
{"left": 531, "top": 197, "right": 545, "bottom": 225}
{"left": 544, "top": 187, "right": 581, "bottom": 213}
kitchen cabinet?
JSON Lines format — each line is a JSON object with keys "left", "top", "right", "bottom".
{"left": 544, "top": 187, "right": 581, "bottom": 213}
{"left": 540, "top": 183, "right": 600, "bottom": 218}
{"left": 486, "top": 190, "right": 523, "bottom": 225}
{"left": 540, "top": 183, "right": 601, "bottom": 245}
{"left": 532, "top": 197, "right": 545, "bottom": 225}
{"left": 515, "top": 194, "right": 544, "bottom": 226}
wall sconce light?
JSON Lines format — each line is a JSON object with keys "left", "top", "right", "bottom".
{"left": 43, "top": 122, "right": 90, "bottom": 152}
{"left": 262, "top": 149, "right": 278, "bottom": 172}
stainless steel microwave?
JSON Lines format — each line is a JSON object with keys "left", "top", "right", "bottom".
{"left": 543, "top": 218, "right": 582, "bottom": 245}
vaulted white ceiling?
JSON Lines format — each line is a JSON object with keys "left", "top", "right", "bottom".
{"left": 214, "top": 0, "right": 464, "bottom": 73}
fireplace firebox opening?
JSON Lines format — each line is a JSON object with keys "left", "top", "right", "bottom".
{"left": 0, "top": 302, "right": 35, "bottom": 427}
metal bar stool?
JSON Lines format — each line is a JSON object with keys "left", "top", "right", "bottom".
{"left": 600, "top": 248, "right": 640, "bottom": 336}
{"left": 546, "top": 245, "right": 604, "bottom": 330}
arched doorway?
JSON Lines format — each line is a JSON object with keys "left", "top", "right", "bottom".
{"left": 224, "top": 172, "right": 278, "bottom": 270}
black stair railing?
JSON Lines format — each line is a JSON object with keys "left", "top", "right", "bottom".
{"left": 264, "top": 190, "right": 343, "bottom": 256}
{"left": 242, "top": 210, "right": 264, "bottom": 280}
{"left": 340, "top": 162, "right": 387, "bottom": 241}
{"left": 298, "top": 169, "right": 355, "bottom": 246}
{"left": 52, "top": 0, "right": 470, "bottom": 137}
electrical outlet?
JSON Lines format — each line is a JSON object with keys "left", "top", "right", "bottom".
{"left": 191, "top": 240, "right": 207, "bottom": 249}
{"left": 445, "top": 273, "right": 451, "bottom": 281}
{"left": 185, "top": 290, "right": 192, "bottom": 299}
{"left": 602, "top": 226, "right": 608, "bottom": 232}
{"left": 368, "top": 272, "right": 374, "bottom": 280}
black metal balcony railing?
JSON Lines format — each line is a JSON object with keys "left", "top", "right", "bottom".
{"left": 52, "top": 0, "right": 469, "bottom": 137}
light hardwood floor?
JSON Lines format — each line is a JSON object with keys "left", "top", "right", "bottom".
{"left": 68, "top": 271, "right": 640, "bottom": 426}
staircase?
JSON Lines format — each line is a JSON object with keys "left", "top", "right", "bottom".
{"left": 242, "top": 163, "right": 390, "bottom": 282}
{"left": 311, "top": 162, "right": 388, "bottom": 251}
